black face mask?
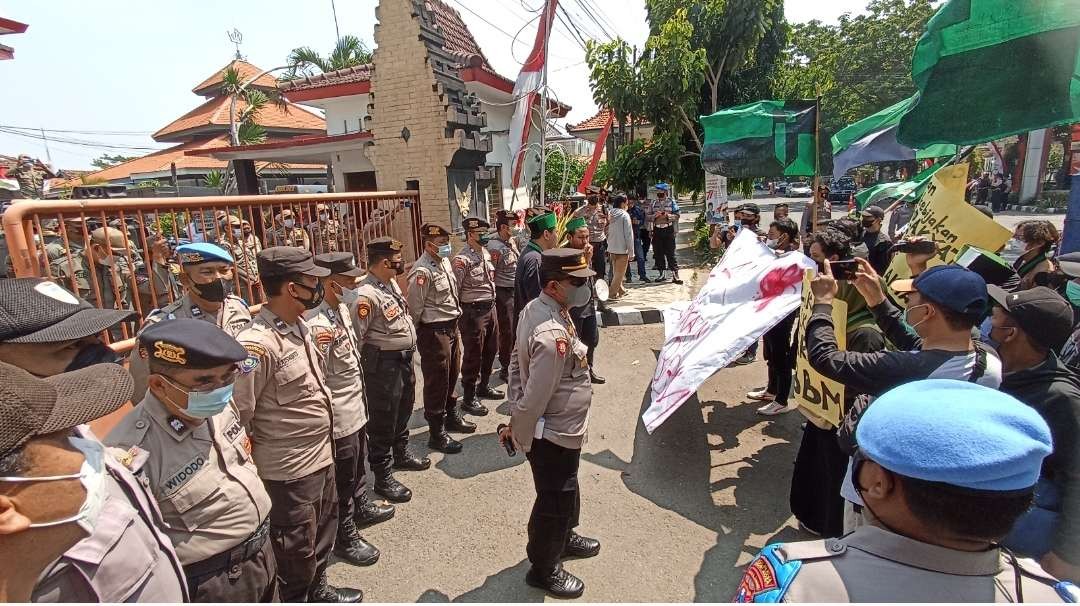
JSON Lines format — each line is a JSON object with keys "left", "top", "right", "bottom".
{"left": 862, "top": 219, "right": 876, "bottom": 229}
{"left": 191, "top": 278, "right": 226, "bottom": 302}
{"left": 66, "top": 342, "right": 121, "bottom": 372}
{"left": 388, "top": 260, "right": 405, "bottom": 275}
{"left": 291, "top": 281, "right": 324, "bottom": 310}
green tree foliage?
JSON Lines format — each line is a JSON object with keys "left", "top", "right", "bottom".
{"left": 284, "top": 35, "right": 372, "bottom": 79}
{"left": 90, "top": 154, "right": 136, "bottom": 170}
{"left": 533, "top": 151, "right": 587, "bottom": 201}
{"left": 585, "top": 38, "right": 644, "bottom": 147}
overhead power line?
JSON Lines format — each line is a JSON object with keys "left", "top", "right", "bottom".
{"left": 0, "top": 127, "right": 166, "bottom": 152}
{"left": 1, "top": 124, "right": 156, "bottom": 136}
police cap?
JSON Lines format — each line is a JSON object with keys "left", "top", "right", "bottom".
{"left": 463, "top": 217, "right": 490, "bottom": 230}
{"left": 420, "top": 223, "right": 451, "bottom": 239}
{"left": 257, "top": 246, "right": 330, "bottom": 278}
{"left": 366, "top": 237, "right": 403, "bottom": 256}
{"left": 315, "top": 252, "right": 364, "bottom": 277}
{"left": 541, "top": 247, "right": 595, "bottom": 279}
{"left": 138, "top": 319, "right": 248, "bottom": 370}
{"left": 495, "top": 210, "right": 519, "bottom": 227}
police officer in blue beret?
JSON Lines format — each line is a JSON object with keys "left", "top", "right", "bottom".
{"left": 106, "top": 319, "right": 277, "bottom": 601}
{"left": 734, "top": 379, "right": 1076, "bottom": 603}
{"left": 128, "top": 243, "right": 252, "bottom": 400}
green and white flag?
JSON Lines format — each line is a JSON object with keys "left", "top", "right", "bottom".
{"left": 831, "top": 95, "right": 956, "bottom": 177}
{"left": 854, "top": 160, "right": 947, "bottom": 211}
{"left": 701, "top": 100, "right": 817, "bottom": 178}
{"left": 898, "top": 0, "right": 1080, "bottom": 147}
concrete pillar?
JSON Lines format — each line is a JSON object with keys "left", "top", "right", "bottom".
{"left": 1018, "top": 128, "right": 1051, "bottom": 203}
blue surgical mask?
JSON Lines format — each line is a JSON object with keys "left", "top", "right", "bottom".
{"left": 161, "top": 376, "right": 234, "bottom": 418}
{"left": 437, "top": 243, "right": 452, "bottom": 258}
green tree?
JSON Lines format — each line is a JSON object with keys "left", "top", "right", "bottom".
{"left": 584, "top": 38, "right": 643, "bottom": 149}
{"left": 284, "top": 35, "right": 372, "bottom": 79}
{"left": 90, "top": 154, "right": 136, "bottom": 170}
{"left": 533, "top": 151, "right": 587, "bottom": 201}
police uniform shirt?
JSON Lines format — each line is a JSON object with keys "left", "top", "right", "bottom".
{"left": 233, "top": 307, "right": 334, "bottom": 481}
{"left": 451, "top": 245, "right": 495, "bottom": 303}
{"left": 485, "top": 237, "right": 519, "bottom": 288}
{"left": 507, "top": 292, "right": 593, "bottom": 453}
{"left": 269, "top": 226, "right": 310, "bottom": 250}
{"left": 128, "top": 295, "right": 252, "bottom": 400}
{"left": 734, "top": 525, "right": 1073, "bottom": 603}
{"left": 304, "top": 299, "right": 368, "bottom": 440}
{"left": 54, "top": 250, "right": 133, "bottom": 310}
{"left": 650, "top": 199, "right": 679, "bottom": 228}
{"left": 406, "top": 251, "right": 462, "bottom": 324}
{"left": 351, "top": 273, "right": 416, "bottom": 351}
{"left": 105, "top": 397, "right": 271, "bottom": 565}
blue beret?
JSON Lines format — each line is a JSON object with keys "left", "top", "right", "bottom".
{"left": 857, "top": 380, "right": 1052, "bottom": 491}
{"left": 175, "top": 243, "right": 233, "bottom": 266}
{"left": 138, "top": 319, "right": 248, "bottom": 369}
{"left": 655, "top": 183, "right": 670, "bottom": 191}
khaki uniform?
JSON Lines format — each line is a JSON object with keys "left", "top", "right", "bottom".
{"left": 105, "top": 398, "right": 277, "bottom": 602}
{"left": 485, "top": 237, "right": 519, "bottom": 288}
{"left": 308, "top": 219, "right": 346, "bottom": 255}
{"left": 572, "top": 204, "right": 609, "bottom": 243}
{"left": 127, "top": 295, "right": 252, "bottom": 401}
{"left": 32, "top": 426, "right": 187, "bottom": 603}
{"left": 54, "top": 250, "right": 133, "bottom": 312}
{"left": 220, "top": 235, "right": 262, "bottom": 299}
{"left": 268, "top": 226, "right": 310, "bottom": 250}
{"left": 350, "top": 274, "right": 418, "bottom": 475}
{"left": 406, "top": 252, "right": 461, "bottom": 324}
{"left": 408, "top": 252, "right": 463, "bottom": 423}
{"left": 136, "top": 261, "right": 181, "bottom": 311}
{"left": 452, "top": 245, "right": 495, "bottom": 303}
{"left": 486, "top": 237, "right": 520, "bottom": 372}
{"left": 304, "top": 300, "right": 368, "bottom": 440}
{"left": 453, "top": 245, "right": 498, "bottom": 395}
{"left": 734, "top": 525, "right": 1073, "bottom": 603}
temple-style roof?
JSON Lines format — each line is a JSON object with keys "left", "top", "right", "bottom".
{"left": 192, "top": 59, "right": 279, "bottom": 97}
{"left": 152, "top": 94, "right": 325, "bottom": 142}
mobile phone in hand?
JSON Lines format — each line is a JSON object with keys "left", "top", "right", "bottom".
{"left": 829, "top": 259, "right": 860, "bottom": 281}
{"left": 496, "top": 423, "right": 516, "bottom": 457}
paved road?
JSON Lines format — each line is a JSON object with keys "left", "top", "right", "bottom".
{"left": 329, "top": 324, "right": 804, "bottom": 602}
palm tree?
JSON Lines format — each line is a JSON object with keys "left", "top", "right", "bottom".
{"left": 284, "top": 35, "right": 372, "bottom": 79}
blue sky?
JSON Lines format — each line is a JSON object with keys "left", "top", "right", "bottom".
{"left": 0, "top": 0, "right": 867, "bottom": 170}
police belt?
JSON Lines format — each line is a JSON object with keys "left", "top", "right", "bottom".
{"left": 461, "top": 299, "right": 495, "bottom": 312}
{"left": 419, "top": 318, "right": 458, "bottom": 332}
{"left": 495, "top": 285, "right": 515, "bottom": 292}
{"left": 361, "top": 343, "right": 415, "bottom": 360}
{"left": 183, "top": 519, "right": 270, "bottom": 579}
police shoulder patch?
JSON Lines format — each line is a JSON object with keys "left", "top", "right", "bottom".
{"left": 357, "top": 302, "right": 371, "bottom": 318}
{"left": 240, "top": 342, "right": 266, "bottom": 373}
{"left": 734, "top": 544, "right": 802, "bottom": 603}
{"left": 555, "top": 337, "right": 569, "bottom": 357}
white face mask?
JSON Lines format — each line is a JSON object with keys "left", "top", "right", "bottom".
{"left": 283, "top": 218, "right": 296, "bottom": 229}
{"left": 0, "top": 436, "right": 108, "bottom": 534}
{"left": 341, "top": 285, "right": 359, "bottom": 307}
{"left": 561, "top": 281, "right": 592, "bottom": 308}
{"left": 232, "top": 228, "right": 243, "bottom": 239}
{"left": 319, "top": 212, "right": 329, "bottom": 222}
{"left": 766, "top": 238, "right": 779, "bottom": 248}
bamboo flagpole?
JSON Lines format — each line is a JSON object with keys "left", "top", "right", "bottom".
{"left": 810, "top": 95, "right": 822, "bottom": 234}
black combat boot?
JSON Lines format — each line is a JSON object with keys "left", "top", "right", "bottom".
{"left": 589, "top": 369, "right": 606, "bottom": 384}
{"left": 332, "top": 517, "right": 380, "bottom": 567}
{"left": 461, "top": 383, "right": 489, "bottom": 416}
{"left": 353, "top": 492, "right": 395, "bottom": 528}
{"left": 392, "top": 445, "right": 431, "bottom": 471}
{"left": 308, "top": 571, "right": 364, "bottom": 602}
{"left": 373, "top": 467, "right": 412, "bottom": 503}
{"left": 427, "top": 418, "right": 463, "bottom": 453}
{"left": 563, "top": 531, "right": 601, "bottom": 558}
{"left": 476, "top": 382, "right": 504, "bottom": 400}
{"left": 525, "top": 564, "right": 585, "bottom": 599}
{"left": 445, "top": 406, "right": 477, "bottom": 433}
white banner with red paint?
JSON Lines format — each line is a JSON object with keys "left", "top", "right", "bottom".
{"left": 643, "top": 230, "right": 816, "bottom": 433}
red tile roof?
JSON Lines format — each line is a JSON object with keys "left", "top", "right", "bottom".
{"left": 568, "top": 108, "right": 651, "bottom": 133}
{"left": 427, "top": 0, "right": 491, "bottom": 68}
{"left": 279, "top": 64, "right": 373, "bottom": 94}
{"left": 192, "top": 59, "right": 279, "bottom": 96}
{"left": 152, "top": 94, "right": 325, "bottom": 142}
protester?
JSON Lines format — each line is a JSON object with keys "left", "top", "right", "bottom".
{"left": 625, "top": 194, "right": 650, "bottom": 283}
{"left": 886, "top": 199, "right": 914, "bottom": 240}
{"left": 649, "top": 184, "right": 682, "bottom": 284}
{"left": 976, "top": 170, "right": 992, "bottom": 204}
{"left": 487, "top": 210, "right": 523, "bottom": 382}
{"left": 606, "top": 194, "right": 634, "bottom": 299}
{"left": 515, "top": 212, "right": 559, "bottom": 315}
{"left": 990, "top": 171, "right": 1009, "bottom": 212}
{"left": 728, "top": 203, "right": 768, "bottom": 365}
{"left": 565, "top": 217, "right": 605, "bottom": 384}
{"left": 500, "top": 248, "right": 601, "bottom": 599}
{"left": 1013, "top": 220, "right": 1059, "bottom": 289}
{"left": 737, "top": 380, "right": 1069, "bottom": 602}
{"left": 748, "top": 218, "right": 800, "bottom": 415}
{"left": 452, "top": 217, "right": 504, "bottom": 416}
{"left": 859, "top": 205, "right": 892, "bottom": 274}
{"left": 986, "top": 286, "right": 1080, "bottom": 583}
{"left": 572, "top": 193, "right": 609, "bottom": 278}
{"left": 772, "top": 203, "right": 789, "bottom": 221}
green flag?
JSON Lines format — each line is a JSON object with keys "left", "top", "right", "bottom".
{"left": 854, "top": 160, "right": 948, "bottom": 211}
{"left": 831, "top": 95, "right": 957, "bottom": 177}
{"left": 898, "top": 0, "right": 1080, "bottom": 147}
{"left": 701, "top": 100, "right": 817, "bottom": 178}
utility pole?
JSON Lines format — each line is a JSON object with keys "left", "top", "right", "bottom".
{"left": 330, "top": 0, "right": 341, "bottom": 41}
{"left": 38, "top": 127, "right": 52, "bottom": 165}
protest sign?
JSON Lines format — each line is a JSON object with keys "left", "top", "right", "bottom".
{"left": 882, "top": 164, "right": 1012, "bottom": 292}
{"left": 791, "top": 270, "right": 847, "bottom": 428}
{"left": 643, "top": 230, "right": 816, "bottom": 433}
{"left": 704, "top": 172, "right": 728, "bottom": 224}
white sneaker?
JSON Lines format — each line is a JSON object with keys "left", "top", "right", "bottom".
{"left": 746, "top": 387, "right": 774, "bottom": 401}
{"left": 756, "top": 401, "right": 798, "bottom": 416}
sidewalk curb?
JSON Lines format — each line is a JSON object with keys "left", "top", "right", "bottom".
{"left": 599, "top": 306, "right": 665, "bottom": 327}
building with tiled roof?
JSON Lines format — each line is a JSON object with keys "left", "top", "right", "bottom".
{"left": 61, "top": 60, "right": 328, "bottom": 194}
{"left": 0, "top": 15, "right": 28, "bottom": 61}
{"left": 568, "top": 108, "right": 653, "bottom": 143}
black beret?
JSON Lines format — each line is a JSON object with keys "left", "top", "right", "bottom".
{"left": 495, "top": 210, "right": 519, "bottom": 226}
{"left": 138, "top": 319, "right": 248, "bottom": 369}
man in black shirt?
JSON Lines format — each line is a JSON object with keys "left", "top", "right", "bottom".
{"left": 859, "top": 205, "right": 892, "bottom": 274}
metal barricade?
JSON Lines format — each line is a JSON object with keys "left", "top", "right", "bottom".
{"left": 3, "top": 190, "right": 423, "bottom": 351}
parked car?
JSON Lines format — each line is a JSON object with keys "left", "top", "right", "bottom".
{"left": 787, "top": 182, "right": 813, "bottom": 197}
{"left": 829, "top": 176, "right": 858, "bottom": 201}
{"left": 774, "top": 182, "right": 789, "bottom": 194}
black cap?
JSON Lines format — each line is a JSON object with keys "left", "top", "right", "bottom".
{"left": 463, "top": 217, "right": 490, "bottom": 230}
{"left": 1058, "top": 252, "right": 1080, "bottom": 278}
{"left": 366, "top": 237, "right": 403, "bottom": 256}
{"left": 315, "top": 252, "right": 364, "bottom": 277}
{"left": 735, "top": 202, "right": 761, "bottom": 215}
{"left": 541, "top": 248, "right": 596, "bottom": 279}
{"left": 495, "top": 210, "right": 519, "bottom": 226}
{"left": 862, "top": 205, "right": 885, "bottom": 220}
{"left": 0, "top": 361, "right": 132, "bottom": 457}
{"left": 420, "top": 223, "right": 450, "bottom": 239}
{"left": 0, "top": 278, "right": 137, "bottom": 343}
{"left": 257, "top": 246, "right": 330, "bottom": 278}
{"left": 987, "top": 285, "right": 1074, "bottom": 351}
{"left": 138, "top": 319, "right": 249, "bottom": 370}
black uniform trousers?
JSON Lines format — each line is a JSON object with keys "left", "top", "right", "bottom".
{"left": 185, "top": 532, "right": 279, "bottom": 602}
{"left": 638, "top": 227, "right": 651, "bottom": 259}
{"left": 264, "top": 464, "right": 337, "bottom": 602}
{"left": 762, "top": 311, "right": 797, "bottom": 405}
{"left": 495, "top": 286, "right": 517, "bottom": 372}
{"left": 590, "top": 240, "right": 607, "bottom": 279}
{"left": 652, "top": 226, "right": 678, "bottom": 272}
{"left": 525, "top": 438, "right": 581, "bottom": 574}
{"left": 460, "top": 300, "right": 498, "bottom": 390}
{"left": 360, "top": 345, "right": 416, "bottom": 474}
{"left": 571, "top": 310, "right": 600, "bottom": 368}
{"left": 334, "top": 427, "right": 369, "bottom": 520}
{"left": 417, "top": 319, "right": 462, "bottom": 422}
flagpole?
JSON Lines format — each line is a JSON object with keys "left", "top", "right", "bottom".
{"left": 538, "top": 5, "right": 550, "bottom": 208}
{"left": 810, "top": 95, "right": 821, "bottom": 235}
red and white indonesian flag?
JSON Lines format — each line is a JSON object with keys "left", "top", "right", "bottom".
{"left": 643, "top": 230, "right": 816, "bottom": 433}
{"left": 508, "top": 0, "right": 559, "bottom": 190}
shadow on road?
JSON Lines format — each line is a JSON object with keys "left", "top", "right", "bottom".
{"left": 433, "top": 428, "right": 526, "bottom": 479}
{"left": 417, "top": 560, "right": 543, "bottom": 603}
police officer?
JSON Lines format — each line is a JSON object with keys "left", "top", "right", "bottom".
{"left": 453, "top": 217, "right": 504, "bottom": 416}
{"left": 0, "top": 277, "right": 188, "bottom": 602}
{"left": 499, "top": 248, "right": 602, "bottom": 599}
{"left": 128, "top": 243, "right": 252, "bottom": 401}
{"left": 220, "top": 215, "right": 263, "bottom": 302}
{"left": 408, "top": 223, "right": 473, "bottom": 453}
{"left": 54, "top": 226, "right": 135, "bottom": 326}
{"left": 352, "top": 237, "right": 429, "bottom": 503}
{"left": 734, "top": 380, "right": 1075, "bottom": 603}
{"left": 648, "top": 184, "right": 682, "bottom": 284}
{"left": 269, "top": 208, "right": 311, "bottom": 250}
{"left": 514, "top": 212, "right": 559, "bottom": 316}
{"left": 309, "top": 203, "right": 346, "bottom": 255}
{"left": 307, "top": 252, "right": 392, "bottom": 567}
{"left": 564, "top": 217, "right": 605, "bottom": 384}
{"left": 106, "top": 320, "right": 277, "bottom": 602}
{"left": 136, "top": 233, "right": 181, "bottom": 313}
{"left": 233, "top": 246, "right": 362, "bottom": 603}
{"left": 486, "top": 210, "right": 521, "bottom": 383}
